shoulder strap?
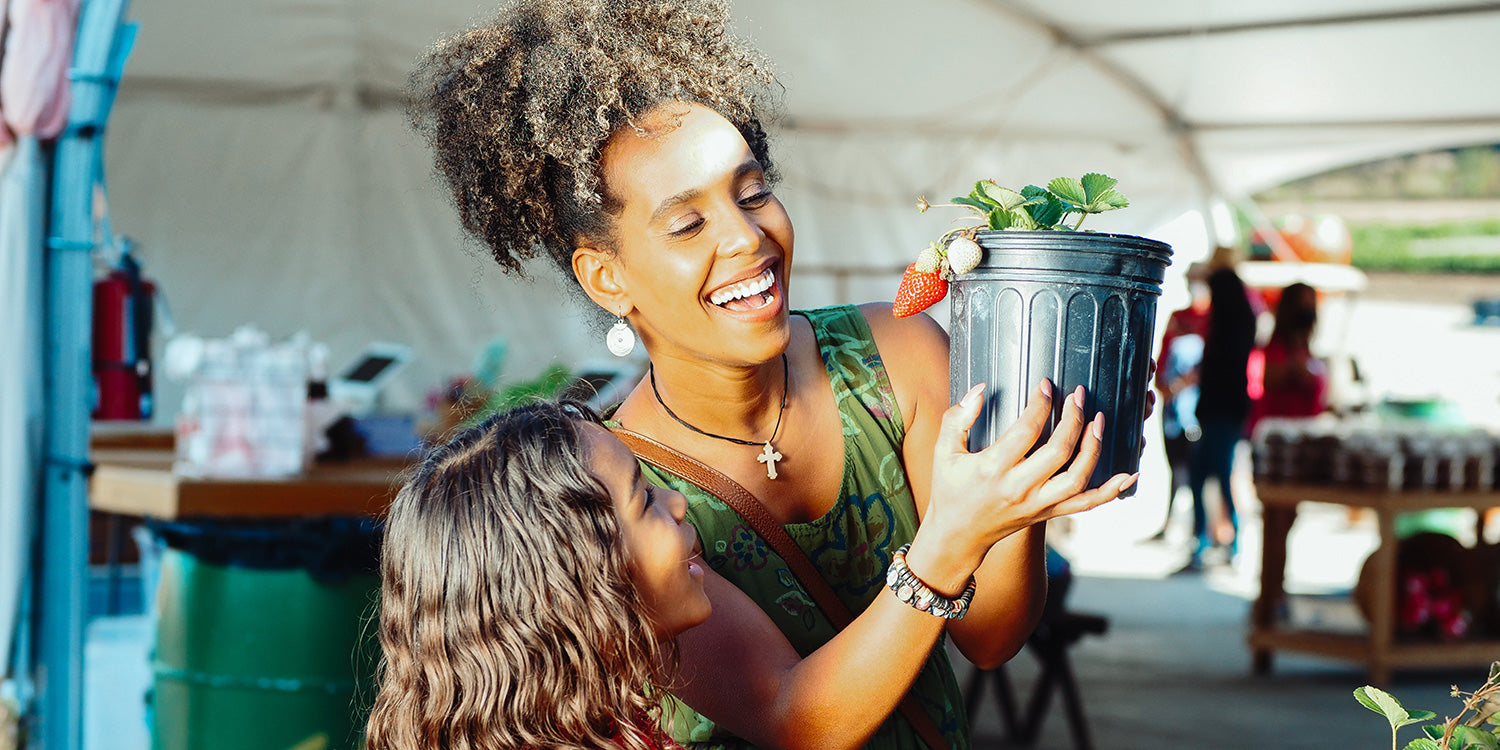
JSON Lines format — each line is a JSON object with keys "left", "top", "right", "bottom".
{"left": 611, "top": 427, "right": 951, "bottom": 750}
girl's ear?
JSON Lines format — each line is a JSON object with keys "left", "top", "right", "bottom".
{"left": 572, "top": 245, "right": 631, "bottom": 316}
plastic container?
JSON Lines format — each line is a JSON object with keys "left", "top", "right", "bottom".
{"left": 147, "top": 519, "right": 381, "bottom": 750}
{"left": 949, "top": 230, "right": 1172, "bottom": 492}
{"left": 170, "top": 328, "right": 311, "bottom": 478}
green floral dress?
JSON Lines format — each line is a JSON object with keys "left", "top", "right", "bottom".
{"left": 629, "top": 305, "right": 968, "bottom": 750}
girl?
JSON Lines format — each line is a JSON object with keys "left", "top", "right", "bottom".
{"left": 368, "top": 388, "right": 1117, "bottom": 750}
{"left": 407, "top": 2, "right": 1141, "bottom": 746}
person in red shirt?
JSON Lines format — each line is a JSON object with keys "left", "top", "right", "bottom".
{"left": 1150, "top": 263, "right": 1210, "bottom": 541}
{"left": 1248, "top": 282, "right": 1329, "bottom": 436}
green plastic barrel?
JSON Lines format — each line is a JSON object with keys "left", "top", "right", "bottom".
{"left": 150, "top": 547, "right": 380, "bottom": 750}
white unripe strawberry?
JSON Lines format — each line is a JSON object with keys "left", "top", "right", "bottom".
{"left": 915, "top": 243, "right": 942, "bottom": 274}
{"left": 946, "top": 236, "right": 983, "bottom": 275}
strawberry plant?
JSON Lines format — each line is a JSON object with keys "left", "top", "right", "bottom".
{"left": 1355, "top": 661, "right": 1500, "bottom": 750}
{"left": 895, "top": 173, "right": 1131, "bottom": 317}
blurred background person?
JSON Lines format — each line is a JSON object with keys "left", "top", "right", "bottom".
{"left": 1249, "top": 282, "right": 1329, "bottom": 434}
{"left": 1185, "top": 249, "right": 1257, "bottom": 570}
{"left": 1150, "top": 262, "right": 1210, "bottom": 542}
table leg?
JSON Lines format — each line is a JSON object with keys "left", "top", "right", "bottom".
{"left": 1253, "top": 504, "right": 1296, "bottom": 675}
{"left": 104, "top": 512, "right": 123, "bottom": 615}
{"left": 1367, "top": 509, "right": 1397, "bottom": 686}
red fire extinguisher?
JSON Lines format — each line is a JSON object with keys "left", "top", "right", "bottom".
{"left": 92, "top": 248, "right": 155, "bottom": 420}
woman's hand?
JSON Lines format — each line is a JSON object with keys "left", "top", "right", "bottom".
{"left": 904, "top": 379, "right": 1135, "bottom": 594}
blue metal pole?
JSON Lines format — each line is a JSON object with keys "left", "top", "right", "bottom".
{"left": 40, "top": 0, "right": 134, "bottom": 747}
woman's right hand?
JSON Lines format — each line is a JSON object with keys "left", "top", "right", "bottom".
{"left": 905, "top": 379, "right": 1135, "bottom": 591}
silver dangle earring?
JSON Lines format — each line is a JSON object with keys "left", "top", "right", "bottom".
{"left": 606, "top": 315, "right": 635, "bottom": 357}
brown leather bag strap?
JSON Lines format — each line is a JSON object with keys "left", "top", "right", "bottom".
{"left": 611, "top": 427, "right": 951, "bottom": 750}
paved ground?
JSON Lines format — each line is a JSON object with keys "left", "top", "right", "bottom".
{"left": 955, "top": 495, "right": 1492, "bottom": 750}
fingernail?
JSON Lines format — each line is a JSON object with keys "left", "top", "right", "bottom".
{"left": 1037, "top": 379, "right": 1052, "bottom": 399}
{"left": 1122, "top": 472, "right": 1140, "bottom": 490}
{"left": 1091, "top": 414, "right": 1104, "bottom": 439}
{"left": 1071, "top": 386, "right": 1085, "bottom": 409}
{"left": 963, "top": 383, "right": 984, "bottom": 405}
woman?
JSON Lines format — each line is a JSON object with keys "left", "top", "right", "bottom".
{"left": 1186, "top": 258, "right": 1258, "bottom": 569}
{"left": 408, "top": 2, "right": 1137, "bottom": 746}
{"left": 367, "top": 391, "right": 1113, "bottom": 750}
{"left": 1249, "top": 282, "right": 1328, "bottom": 434}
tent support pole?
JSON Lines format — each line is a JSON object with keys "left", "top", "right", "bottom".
{"left": 38, "top": 1, "right": 133, "bottom": 748}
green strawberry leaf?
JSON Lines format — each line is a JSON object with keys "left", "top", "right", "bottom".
{"left": 1009, "top": 208, "right": 1039, "bottom": 230}
{"left": 978, "top": 182, "right": 1036, "bottom": 211}
{"left": 1404, "top": 739, "right": 1442, "bottom": 750}
{"left": 1081, "top": 172, "right": 1119, "bottom": 202}
{"left": 971, "top": 181, "right": 1002, "bottom": 206}
{"left": 1454, "top": 724, "right": 1499, "bottom": 749}
{"left": 952, "top": 195, "right": 993, "bottom": 214}
{"left": 1356, "top": 686, "right": 1430, "bottom": 730}
{"left": 1097, "top": 189, "right": 1130, "bottom": 210}
{"left": 988, "top": 207, "right": 1014, "bottom": 230}
{"left": 1022, "top": 190, "right": 1067, "bottom": 228}
{"left": 1047, "top": 176, "right": 1087, "bottom": 207}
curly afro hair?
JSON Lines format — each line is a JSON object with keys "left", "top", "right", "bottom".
{"left": 409, "top": 0, "right": 782, "bottom": 280}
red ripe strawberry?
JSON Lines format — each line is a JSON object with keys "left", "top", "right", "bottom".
{"left": 892, "top": 263, "right": 949, "bottom": 318}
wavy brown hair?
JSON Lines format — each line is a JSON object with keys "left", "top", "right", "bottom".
{"left": 366, "top": 401, "right": 676, "bottom": 750}
{"left": 407, "top": 0, "right": 780, "bottom": 279}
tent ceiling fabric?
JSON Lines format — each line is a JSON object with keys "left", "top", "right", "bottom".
{"left": 105, "top": 0, "right": 1500, "bottom": 411}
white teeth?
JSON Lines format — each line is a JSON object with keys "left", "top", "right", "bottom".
{"left": 710, "top": 270, "right": 775, "bottom": 306}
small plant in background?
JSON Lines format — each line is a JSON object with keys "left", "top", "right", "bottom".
{"left": 1355, "top": 661, "right": 1500, "bottom": 750}
{"left": 894, "top": 173, "right": 1130, "bottom": 317}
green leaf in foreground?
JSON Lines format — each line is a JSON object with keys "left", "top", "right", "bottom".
{"left": 1453, "top": 724, "right": 1500, "bottom": 749}
{"left": 1403, "top": 739, "right": 1442, "bottom": 750}
{"left": 1356, "top": 686, "right": 1435, "bottom": 729}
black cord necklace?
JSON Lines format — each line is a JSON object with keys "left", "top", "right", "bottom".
{"left": 649, "top": 354, "right": 788, "bottom": 480}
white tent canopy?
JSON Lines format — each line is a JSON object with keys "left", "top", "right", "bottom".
{"left": 103, "top": 0, "right": 1500, "bottom": 413}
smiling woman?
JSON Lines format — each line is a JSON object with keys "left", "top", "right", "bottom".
{"left": 400, "top": 1, "right": 1137, "bottom": 748}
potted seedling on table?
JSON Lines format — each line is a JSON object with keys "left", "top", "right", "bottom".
{"left": 894, "top": 174, "right": 1172, "bottom": 494}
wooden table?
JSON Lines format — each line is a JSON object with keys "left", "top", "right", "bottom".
{"left": 1250, "top": 482, "right": 1500, "bottom": 685}
{"left": 89, "top": 449, "right": 407, "bottom": 520}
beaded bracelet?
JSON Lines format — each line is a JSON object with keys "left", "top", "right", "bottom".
{"left": 885, "top": 543, "right": 976, "bottom": 620}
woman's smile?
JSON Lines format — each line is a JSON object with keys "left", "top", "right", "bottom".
{"left": 706, "top": 264, "right": 784, "bottom": 324}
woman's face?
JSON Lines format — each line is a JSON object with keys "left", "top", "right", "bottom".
{"left": 581, "top": 423, "right": 711, "bottom": 638}
{"left": 592, "top": 102, "right": 795, "bottom": 367}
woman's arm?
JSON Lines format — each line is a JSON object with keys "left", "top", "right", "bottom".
{"left": 862, "top": 302, "right": 1139, "bottom": 668}
{"left": 669, "top": 369, "right": 1128, "bottom": 749}
{"left": 862, "top": 303, "right": 1039, "bottom": 667}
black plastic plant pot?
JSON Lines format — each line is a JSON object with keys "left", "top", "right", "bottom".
{"left": 949, "top": 230, "right": 1172, "bottom": 495}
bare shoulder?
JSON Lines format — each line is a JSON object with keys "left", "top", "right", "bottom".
{"left": 856, "top": 302, "right": 950, "bottom": 427}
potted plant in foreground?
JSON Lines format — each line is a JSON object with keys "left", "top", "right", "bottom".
{"left": 1355, "top": 661, "right": 1500, "bottom": 749}
{"left": 893, "top": 174, "right": 1173, "bottom": 494}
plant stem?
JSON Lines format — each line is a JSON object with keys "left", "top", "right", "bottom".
{"left": 1073, "top": 212, "right": 1087, "bottom": 230}
{"left": 1440, "top": 674, "right": 1500, "bottom": 748}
